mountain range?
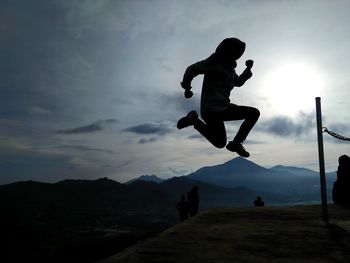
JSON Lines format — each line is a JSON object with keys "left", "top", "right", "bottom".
{"left": 186, "top": 157, "right": 336, "bottom": 197}
{"left": 128, "top": 157, "right": 336, "bottom": 201}
{"left": 1, "top": 157, "right": 336, "bottom": 210}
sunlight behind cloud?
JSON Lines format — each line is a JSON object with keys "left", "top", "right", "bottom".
{"left": 262, "top": 62, "right": 326, "bottom": 116}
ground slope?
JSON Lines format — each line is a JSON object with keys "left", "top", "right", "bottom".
{"left": 100, "top": 205, "right": 350, "bottom": 263}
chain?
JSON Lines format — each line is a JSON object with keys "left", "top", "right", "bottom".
{"left": 323, "top": 127, "right": 350, "bottom": 141}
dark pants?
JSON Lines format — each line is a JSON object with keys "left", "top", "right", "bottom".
{"left": 188, "top": 203, "right": 199, "bottom": 217}
{"left": 194, "top": 105, "right": 260, "bottom": 148}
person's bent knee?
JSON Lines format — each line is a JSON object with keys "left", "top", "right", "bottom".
{"left": 252, "top": 108, "right": 260, "bottom": 119}
{"left": 213, "top": 140, "right": 226, "bottom": 149}
{"left": 215, "top": 143, "right": 226, "bottom": 149}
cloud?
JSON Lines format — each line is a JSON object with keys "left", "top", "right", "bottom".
{"left": 188, "top": 134, "right": 203, "bottom": 139}
{"left": 139, "top": 137, "right": 158, "bottom": 144}
{"left": 57, "top": 118, "right": 118, "bottom": 134}
{"left": 123, "top": 122, "right": 173, "bottom": 136}
{"left": 323, "top": 123, "right": 350, "bottom": 144}
{"left": 167, "top": 166, "right": 191, "bottom": 176}
{"left": 258, "top": 112, "right": 315, "bottom": 137}
{"left": 158, "top": 93, "right": 201, "bottom": 116}
{"left": 27, "top": 106, "right": 52, "bottom": 115}
{"left": 327, "top": 123, "right": 350, "bottom": 134}
{"left": 244, "top": 140, "right": 266, "bottom": 145}
{"left": 56, "top": 144, "right": 117, "bottom": 155}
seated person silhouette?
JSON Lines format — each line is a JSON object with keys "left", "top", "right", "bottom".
{"left": 332, "top": 155, "right": 350, "bottom": 206}
{"left": 254, "top": 196, "right": 265, "bottom": 207}
{"left": 177, "top": 37, "right": 260, "bottom": 157}
{"left": 176, "top": 195, "right": 189, "bottom": 222}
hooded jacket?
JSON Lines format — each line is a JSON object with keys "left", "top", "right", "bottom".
{"left": 332, "top": 155, "right": 350, "bottom": 205}
{"left": 182, "top": 38, "right": 252, "bottom": 117}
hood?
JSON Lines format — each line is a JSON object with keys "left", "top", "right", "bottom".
{"left": 339, "top": 155, "right": 350, "bottom": 167}
{"left": 215, "top": 38, "right": 246, "bottom": 61}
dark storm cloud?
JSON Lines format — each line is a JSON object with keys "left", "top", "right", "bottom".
{"left": 57, "top": 119, "right": 118, "bottom": 134}
{"left": 258, "top": 112, "right": 315, "bottom": 137}
{"left": 124, "top": 122, "right": 173, "bottom": 136}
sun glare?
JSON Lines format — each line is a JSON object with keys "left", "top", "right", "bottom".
{"left": 262, "top": 62, "right": 325, "bottom": 116}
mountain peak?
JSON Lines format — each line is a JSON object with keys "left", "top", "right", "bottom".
{"left": 126, "top": 174, "right": 164, "bottom": 184}
{"left": 224, "top": 157, "right": 259, "bottom": 166}
{"left": 222, "top": 157, "right": 268, "bottom": 171}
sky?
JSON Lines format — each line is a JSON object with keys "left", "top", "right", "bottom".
{"left": 1, "top": 0, "right": 349, "bottom": 185}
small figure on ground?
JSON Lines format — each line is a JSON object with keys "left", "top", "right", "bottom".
{"left": 332, "top": 155, "right": 350, "bottom": 206}
{"left": 254, "top": 196, "right": 265, "bottom": 207}
{"left": 177, "top": 37, "right": 260, "bottom": 158}
{"left": 176, "top": 195, "right": 189, "bottom": 222}
{"left": 187, "top": 186, "right": 200, "bottom": 217}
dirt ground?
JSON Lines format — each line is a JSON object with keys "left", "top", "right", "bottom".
{"left": 100, "top": 205, "right": 350, "bottom": 263}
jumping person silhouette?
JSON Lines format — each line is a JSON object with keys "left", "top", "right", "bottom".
{"left": 177, "top": 38, "right": 260, "bottom": 157}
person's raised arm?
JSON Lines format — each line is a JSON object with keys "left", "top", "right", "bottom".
{"left": 235, "top": 59, "right": 254, "bottom": 87}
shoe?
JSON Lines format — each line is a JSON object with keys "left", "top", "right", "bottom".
{"left": 177, "top": 111, "right": 198, "bottom": 129}
{"left": 226, "top": 141, "right": 250, "bottom": 158}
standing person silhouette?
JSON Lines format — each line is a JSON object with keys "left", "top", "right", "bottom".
{"left": 176, "top": 195, "right": 189, "bottom": 222}
{"left": 177, "top": 38, "right": 260, "bottom": 157}
{"left": 332, "top": 155, "right": 350, "bottom": 206}
{"left": 187, "top": 186, "right": 199, "bottom": 217}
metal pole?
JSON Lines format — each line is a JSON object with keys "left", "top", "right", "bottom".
{"left": 315, "top": 97, "right": 329, "bottom": 223}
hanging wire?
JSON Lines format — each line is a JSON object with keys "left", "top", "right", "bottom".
{"left": 322, "top": 127, "right": 350, "bottom": 141}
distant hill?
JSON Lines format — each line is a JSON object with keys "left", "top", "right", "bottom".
{"left": 126, "top": 175, "right": 164, "bottom": 184}
{"left": 0, "top": 178, "right": 178, "bottom": 262}
{"left": 270, "top": 165, "right": 318, "bottom": 177}
{"left": 0, "top": 175, "right": 293, "bottom": 223}
{"left": 187, "top": 157, "right": 336, "bottom": 200}
{"left": 159, "top": 176, "right": 292, "bottom": 207}
{"left": 0, "top": 177, "right": 176, "bottom": 229}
